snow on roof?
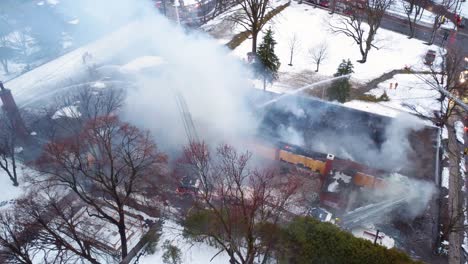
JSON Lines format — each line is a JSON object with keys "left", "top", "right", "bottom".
{"left": 455, "top": 121, "right": 465, "bottom": 144}
{"left": 52, "top": 105, "right": 81, "bottom": 119}
{"left": 5, "top": 21, "right": 147, "bottom": 106}
{"left": 327, "top": 180, "right": 339, "bottom": 192}
{"left": 120, "top": 56, "right": 166, "bottom": 73}
{"left": 333, "top": 171, "right": 352, "bottom": 184}
{"left": 343, "top": 100, "right": 403, "bottom": 118}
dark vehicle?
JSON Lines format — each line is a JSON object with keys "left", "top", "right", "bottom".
{"left": 424, "top": 50, "right": 436, "bottom": 66}
{"left": 306, "top": 0, "right": 330, "bottom": 7}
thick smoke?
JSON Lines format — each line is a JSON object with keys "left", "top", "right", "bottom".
{"left": 54, "top": 0, "right": 259, "bottom": 152}
{"left": 306, "top": 113, "right": 426, "bottom": 172}
{"left": 118, "top": 19, "right": 257, "bottom": 151}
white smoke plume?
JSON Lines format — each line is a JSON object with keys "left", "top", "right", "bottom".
{"left": 52, "top": 0, "right": 259, "bottom": 152}
{"left": 303, "top": 113, "right": 427, "bottom": 173}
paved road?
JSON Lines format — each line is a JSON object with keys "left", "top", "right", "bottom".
{"left": 305, "top": 1, "right": 468, "bottom": 54}
{"left": 380, "top": 13, "right": 468, "bottom": 54}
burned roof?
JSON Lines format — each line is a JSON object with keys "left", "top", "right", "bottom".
{"left": 249, "top": 90, "right": 438, "bottom": 180}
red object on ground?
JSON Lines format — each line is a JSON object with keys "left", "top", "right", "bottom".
{"left": 176, "top": 186, "right": 198, "bottom": 196}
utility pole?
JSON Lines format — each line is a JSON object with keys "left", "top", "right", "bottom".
{"left": 373, "top": 229, "right": 380, "bottom": 245}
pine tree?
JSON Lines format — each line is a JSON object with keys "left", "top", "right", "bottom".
{"left": 256, "top": 27, "right": 281, "bottom": 90}
{"left": 328, "top": 59, "right": 354, "bottom": 103}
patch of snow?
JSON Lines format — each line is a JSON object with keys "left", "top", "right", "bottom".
{"left": 327, "top": 180, "right": 339, "bottom": 192}
{"left": 367, "top": 74, "right": 440, "bottom": 118}
{"left": 460, "top": 1, "right": 468, "bottom": 18}
{"left": 62, "top": 41, "right": 73, "bottom": 49}
{"left": 442, "top": 240, "right": 449, "bottom": 245}
{"left": 14, "top": 147, "right": 23, "bottom": 154}
{"left": 442, "top": 125, "right": 448, "bottom": 140}
{"left": 343, "top": 100, "right": 402, "bottom": 118}
{"left": 442, "top": 167, "right": 449, "bottom": 188}
{"left": 333, "top": 171, "right": 352, "bottom": 183}
{"left": 91, "top": 81, "right": 107, "bottom": 89}
{"left": 30, "top": 131, "right": 37, "bottom": 136}
{"left": 461, "top": 159, "right": 466, "bottom": 192}
{"left": 52, "top": 106, "right": 81, "bottom": 120}
{"left": 68, "top": 19, "right": 80, "bottom": 25}
{"left": 0, "top": 164, "right": 36, "bottom": 207}
{"left": 37, "top": 1, "right": 45, "bottom": 6}
{"left": 351, "top": 227, "right": 395, "bottom": 249}
{"left": 47, "top": 0, "right": 59, "bottom": 5}
{"left": 139, "top": 221, "right": 230, "bottom": 264}
{"left": 455, "top": 121, "right": 465, "bottom": 144}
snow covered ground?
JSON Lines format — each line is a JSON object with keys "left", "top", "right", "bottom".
{"left": 462, "top": 1, "right": 468, "bottom": 18}
{"left": 139, "top": 221, "right": 229, "bottom": 264}
{"left": 345, "top": 74, "right": 440, "bottom": 118}
{"left": 351, "top": 226, "right": 395, "bottom": 249}
{"left": 455, "top": 121, "right": 465, "bottom": 144}
{"left": 232, "top": 1, "right": 440, "bottom": 91}
{"left": 0, "top": 163, "right": 36, "bottom": 209}
{"left": 441, "top": 167, "right": 449, "bottom": 189}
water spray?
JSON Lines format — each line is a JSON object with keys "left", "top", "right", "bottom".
{"left": 257, "top": 74, "right": 351, "bottom": 108}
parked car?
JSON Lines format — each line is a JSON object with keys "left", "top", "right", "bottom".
{"left": 305, "top": 0, "right": 330, "bottom": 7}
{"left": 307, "top": 207, "right": 333, "bottom": 222}
{"left": 424, "top": 50, "right": 436, "bottom": 66}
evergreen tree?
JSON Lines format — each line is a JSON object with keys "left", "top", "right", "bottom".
{"left": 278, "top": 217, "right": 421, "bottom": 264}
{"left": 256, "top": 27, "right": 280, "bottom": 90}
{"left": 328, "top": 59, "right": 354, "bottom": 103}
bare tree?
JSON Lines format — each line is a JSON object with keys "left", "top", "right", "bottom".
{"left": 182, "top": 143, "right": 302, "bottom": 264}
{"left": 16, "top": 191, "right": 113, "bottom": 264}
{"left": 0, "top": 211, "right": 36, "bottom": 264}
{"left": 0, "top": 112, "right": 20, "bottom": 186}
{"left": 427, "top": 0, "right": 455, "bottom": 45}
{"left": 288, "top": 33, "right": 300, "bottom": 66}
{"left": 416, "top": 45, "right": 467, "bottom": 126}
{"left": 402, "top": 0, "right": 426, "bottom": 39}
{"left": 46, "top": 86, "right": 124, "bottom": 140}
{"left": 309, "top": 42, "right": 328, "bottom": 72}
{"left": 35, "top": 115, "right": 168, "bottom": 260}
{"left": 228, "top": 0, "right": 272, "bottom": 53}
{"left": 329, "top": 0, "right": 393, "bottom": 63}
